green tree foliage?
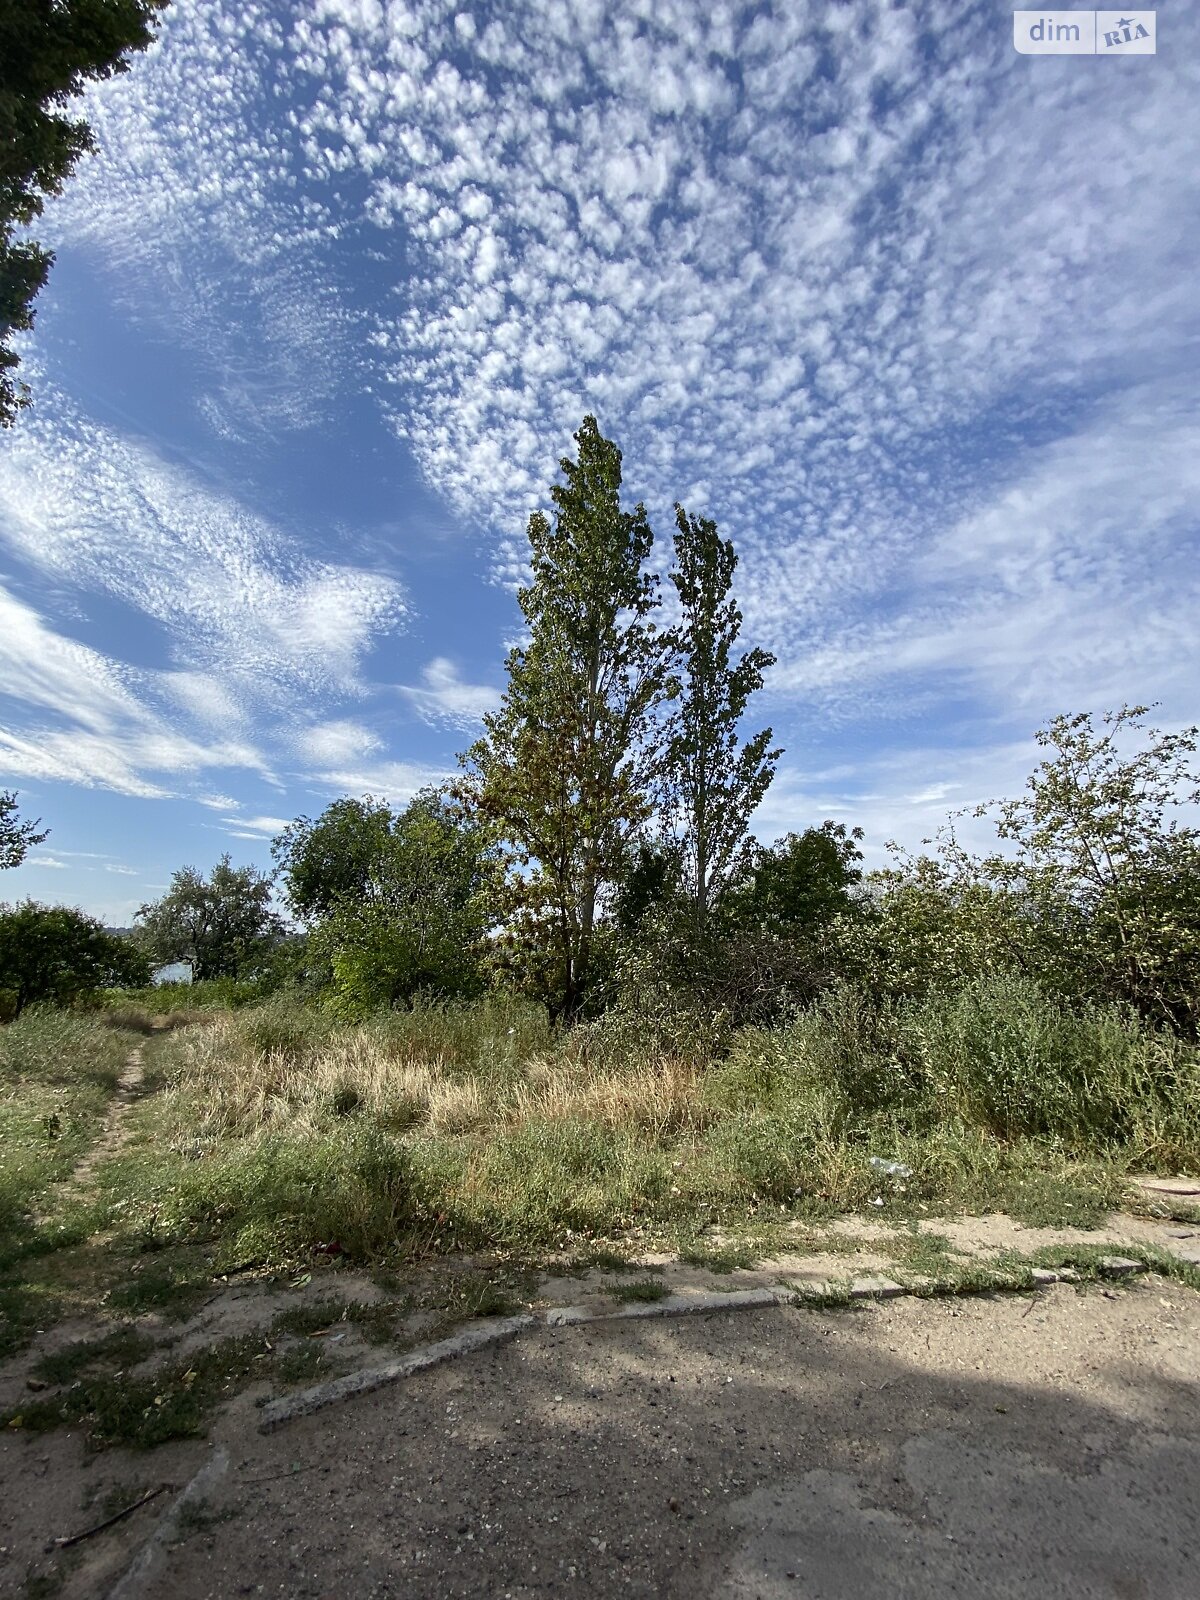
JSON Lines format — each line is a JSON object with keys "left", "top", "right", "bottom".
{"left": 462, "top": 416, "right": 669, "bottom": 1021}
{"left": 838, "top": 851, "right": 1039, "bottom": 1005}
{"left": 1, "top": 1, "right": 168, "bottom": 426}
{"left": 136, "top": 855, "right": 283, "bottom": 981}
{"left": 0, "top": 900, "right": 149, "bottom": 1016}
{"left": 732, "top": 821, "right": 865, "bottom": 936}
{"left": 982, "top": 707, "right": 1200, "bottom": 1034}
{"left": 843, "top": 709, "right": 1200, "bottom": 1036}
{"left": 306, "top": 790, "right": 500, "bottom": 1017}
{"left": 0, "top": 790, "right": 49, "bottom": 869}
{"left": 272, "top": 797, "right": 395, "bottom": 925}
{"left": 663, "top": 505, "right": 779, "bottom": 936}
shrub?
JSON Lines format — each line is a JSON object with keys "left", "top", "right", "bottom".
{"left": 0, "top": 902, "right": 150, "bottom": 1017}
{"left": 707, "top": 975, "right": 1200, "bottom": 1163}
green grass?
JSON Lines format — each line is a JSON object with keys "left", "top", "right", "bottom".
{"left": 43, "top": 979, "right": 1199, "bottom": 1273}
{"left": 0, "top": 1010, "right": 131, "bottom": 1240}
{"left": 904, "top": 1257, "right": 1038, "bottom": 1297}
{"left": 33, "top": 1326, "right": 156, "bottom": 1386}
{"left": 1025, "top": 1241, "right": 1200, "bottom": 1293}
{"left": 104, "top": 1256, "right": 214, "bottom": 1320}
{"left": 433, "top": 1271, "right": 527, "bottom": 1320}
{"left": 564, "top": 1248, "right": 644, "bottom": 1274}
{"left": 93, "top": 978, "right": 266, "bottom": 1015}
{"left": 607, "top": 1277, "right": 670, "bottom": 1303}
{"left": 1, "top": 974, "right": 1196, "bottom": 1385}
{"left": 678, "top": 1241, "right": 759, "bottom": 1274}
{"left": 790, "top": 1282, "right": 856, "bottom": 1309}
{"left": 2, "top": 1297, "right": 365, "bottom": 1450}
{"left": 889, "top": 1227, "right": 961, "bottom": 1279}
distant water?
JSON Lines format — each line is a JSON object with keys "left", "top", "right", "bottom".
{"left": 152, "top": 962, "right": 193, "bottom": 985}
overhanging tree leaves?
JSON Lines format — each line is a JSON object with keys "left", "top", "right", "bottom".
{"left": 0, "top": 789, "right": 49, "bottom": 869}
{"left": 462, "top": 415, "right": 669, "bottom": 1021}
{"left": 664, "top": 505, "right": 779, "bottom": 936}
{"left": 1, "top": 0, "right": 168, "bottom": 426}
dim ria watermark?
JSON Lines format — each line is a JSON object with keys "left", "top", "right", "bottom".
{"left": 1014, "top": 12, "right": 1156, "bottom": 54}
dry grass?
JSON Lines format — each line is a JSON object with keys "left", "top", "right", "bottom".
{"left": 510, "top": 1053, "right": 709, "bottom": 1136}
{"left": 165, "top": 1013, "right": 710, "bottom": 1143}
{"left": 79, "top": 981, "right": 1198, "bottom": 1264}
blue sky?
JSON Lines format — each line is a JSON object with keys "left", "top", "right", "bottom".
{"left": 1, "top": 0, "right": 1196, "bottom": 924}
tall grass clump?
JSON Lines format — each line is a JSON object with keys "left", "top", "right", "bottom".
{"left": 908, "top": 973, "right": 1199, "bottom": 1154}
{"left": 110, "top": 1122, "right": 415, "bottom": 1267}
{"left": 127, "top": 997, "right": 715, "bottom": 1256}
{"left": 705, "top": 974, "right": 1200, "bottom": 1170}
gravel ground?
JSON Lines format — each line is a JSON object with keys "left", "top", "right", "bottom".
{"left": 8, "top": 1276, "right": 1195, "bottom": 1599}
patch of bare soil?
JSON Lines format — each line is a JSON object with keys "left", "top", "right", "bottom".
{"left": 4, "top": 1273, "right": 1196, "bottom": 1599}
{"left": 927, "top": 1211, "right": 1200, "bottom": 1266}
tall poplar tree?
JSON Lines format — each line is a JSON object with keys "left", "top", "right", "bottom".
{"left": 463, "top": 416, "right": 668, "bottom": 1021}
{"left": 665, "top": 505, "right": 779, "bottom": 937}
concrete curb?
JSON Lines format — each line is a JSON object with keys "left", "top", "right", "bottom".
{"left": 256, "top": 1259, "right": 1151, "bottom": 1435}
{"left": 258, "top": 1314, "right": 535, "bottom": 1432}
{"left": 107, "top": 1446, "right": 229, "bottom": 1600}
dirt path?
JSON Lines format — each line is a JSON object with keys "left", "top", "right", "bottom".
{"left": 4, "top": 1275, "right": 1196, "bottom": 1599}
{"left": 34, "top": 1042, "right": 146, "bottom": 1224}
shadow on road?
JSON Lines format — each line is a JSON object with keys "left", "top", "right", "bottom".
{"left": 4, "top": 1281, "right": 1198, "bottom": 1598}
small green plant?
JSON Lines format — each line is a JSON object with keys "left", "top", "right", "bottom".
{"left": 3, "top": 1319, "right": 348, "bottom": 1450}
{"left": 565, "top": 1248, "right": 641, "bottom": 1274}
{"left": 890, "top": 1228, "right": 960, "bottom": 1280}
{"left": 791, "top": 1282, "right": 855, "bottom": 1309}
{"left": 678, "top": 1241, "right": 757, "bottom": 1274}
{"left": 34, "top": 1326, "right": 155, "bottom": 1387}
{"left": 106, "top": 1261, "right": 210, "bottom": 1320}
{"left": 608, "top": 1277, "right": 670, "bottom": 1304}
{"left": 999, "top": 1170, "right": 1114, "bottom": 1229}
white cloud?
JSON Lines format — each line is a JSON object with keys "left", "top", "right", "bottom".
{"left": 0, "top": 398, "right": 408, "bottom": 700}
{"left": 25, "top": 855, "right": 70, "bottom": 869}
{"left": 216, "top": 814, "right": 291, "bottom": 839}
{"left": 398, "top": 657, "right": 500, "bottom": 730}
{"left": 0, "top": 586, "right": 271, "bottom": 798}
{"left": 6, "top": 0, "right": 1195, "bottom": 847}
{"left": 311, "top": 758, "right": 450, "bottom": 807}
{"left": 295, "top": 719, "right": 384, "bottom": 765}
{"left": 161, "top": 673, "right": 248, "bottom": 733}
{"left": 751, "top": 735, "right": 1046, "bottom": 869}
{"left": 34, "top": 850, "right": 113, "bottom": 860}
{"left": 763, "top": 380, "right": 1200, "bottom": 724}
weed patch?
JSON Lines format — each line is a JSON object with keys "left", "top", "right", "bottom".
{"left": 607, "top": 1278, "right": 670, "bottom": 1304}
{"left": 3, "top": 1316, "right": 343, "bottom": 1450}
{"left": 678, "top": 1241, "right": 758, "bottom": 1274}
{"left": 33, "top": 1326, "right": 155, "bottom": 1387}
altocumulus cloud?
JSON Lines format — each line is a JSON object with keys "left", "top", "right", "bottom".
{"left": 52, "top": 4, "right": 1200, "bottom": 680}
{"left": 1, "top": 0, "right": 1195, "bottom": 865}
